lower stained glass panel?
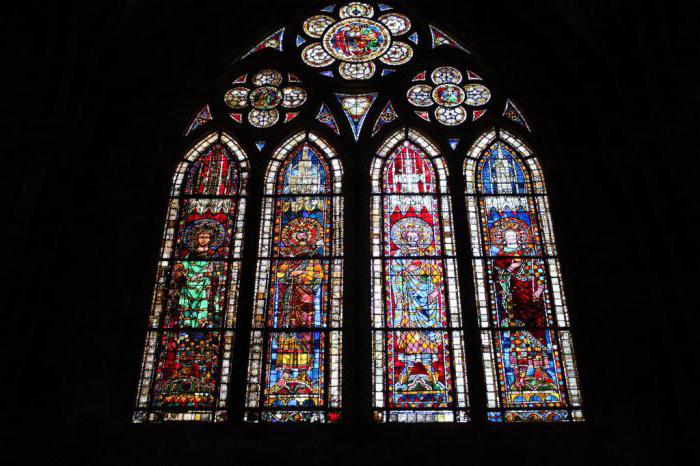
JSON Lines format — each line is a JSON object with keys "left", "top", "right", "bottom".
{"left": 492, "top": 329, "right": 567, "bottom": 408}
{"left": 264, "top": 331, "right": 325, "bottom": 408}
{"left": 151, "top": 331, "right": 222, "bottom": 409}
{"left": 386, "top": 330, "right": 453, "bottom": 408}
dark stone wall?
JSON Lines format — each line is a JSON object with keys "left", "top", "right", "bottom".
{"left": 6, "top": 1, "right": 694, "bottom": 464}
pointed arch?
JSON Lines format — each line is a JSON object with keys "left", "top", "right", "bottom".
{"left": 464, "top": 128, "right": 583, "bottom": 422}
{"left": 244, "top": 130, "right": 343, "bottom": 423}
{"left": 370, "top": 128, "right": 469, "bottom": 423}
{"left": 134, "top": 131, "right": 249, "bottom": 423}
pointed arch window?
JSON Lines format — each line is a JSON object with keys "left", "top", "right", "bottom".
{"left": 370, "top": 128, "right": 469, "bottom": 423}
{"left": 134, "top": 132, "right": 249, "bottom": 423}
{"left": 245, "top": 131, "right": 343, "bottom": 423}
{"left": 464, "top": 128, "right": 583, "bottom": 422}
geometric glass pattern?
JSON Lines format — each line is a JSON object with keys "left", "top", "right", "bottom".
{"left": 223, "top": 69, "right": 307, "bottom": 129}
{"left": 242, "top": 27, "right": 285, "bottom": 59}
{"left": 371, "top": 100, "right": 398, "bottom": 136}
{"left": 185, "top": 104, "right": 213, "bottom": 136}
{"left": 244, "top": 130, "right": 343, "bottom": 423}
{"left": 134, "top": 132, "right": 249, "bottom": 422}
{"left": 335, "top": 92, "right": 377, "bottom": 140}
{"left": 464, "top": 128, "right": 583, "bottom": 422}
{"left": 316, "top": 102, "right": 341, "bottom": 135}
{"left": 406, "top": 66, "right": 490, "bottom": 126}
{"left": 370, "top": 128, "right": 469, "bottom": 423}
{"left": 429, "top": 25, "right": 469, "bottom": 53}
{"left": 300, "top": 2, "right": 414, "bottom": 80}
{"left": 503, "top": 99, "right": 531, "bottom": 132}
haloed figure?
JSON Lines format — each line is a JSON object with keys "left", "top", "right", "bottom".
{"left": 492, "top": 228, "right": 546, "bottom": 328}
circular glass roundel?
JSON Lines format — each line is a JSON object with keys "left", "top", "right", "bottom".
{"left": 378, "top": 42, "right": 412, "bottom": 65}
{"left": 248, "top": 86, "right": 283, "bottom": 110}
{"left": 378, "top": 13, "right": 411, "bottom": 35}
{"left": 224, "top": 87, "right": 250, "bottom": 109}
{"left": 322, "top": 18, "right": 392, "bottom": 63}
{"left": 463, "top": 83, "right": 491, "bottom": 106}
{"left": 248, "top": 108, "right": 280, "bottom": 128}
{"left": 407, "top": 84, "right": 434, "bottom": 107}
{"left": 431, "top": 66, "right": 462, "bottom": 85}
{"left": 390, "top": 217, "right": 434, "bottom": 254}
{"left": 281, "top": 86, "right": 307, "bottom": 108}
{"left": 339, "top": 61, "right": 376, "bottom": 80}
{"left": 432, "top": 84, "right": 466, "bottom": 108}
{"left": 252, "top": 69, "right": 282, "bottom": 87}
{"left": 339, "top": 2, "right": 374, "bottom": 19}
{"left": 302, "top": 43, "right": 335, "bottom": 67}
{"left": 435, "top": 106, "right": 467, "bottom": 126}
{"left": 303, "top": 15, "right": 335, "bottom": 38}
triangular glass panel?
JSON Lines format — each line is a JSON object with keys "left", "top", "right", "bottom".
{"left": 232, "top": 74, "right": 247, "bottom": 84}
{"left": 447, "top": 138, "right": 460, "bottom": 150}
{"left": 412, "top": 71, "right": 426, "bottom": 81}
{"left": 414, "top": 110, "right": 431, "bottom": 122}
{"left": 378, "top": 3, "right": 393, "bottom": 11}
{"left": 429, "top": 25, "right": 469, "bottom": 53}
{"left": 408, "top": 32, "right": 418, "bottom": 44}
{"left": 284, "top": 112, "right": 300, "bottom": 123}
{"left": 316, "top": 103, "right": 341, "bottom": 135}
{"left": 296, "top": 35, "right": 306, "bottom": 47}
{"left": 319, "top": 70, "right": 334, "bottom": 77}
{"left": 473, "top": 109, "right": 487, "bottom": 121}
{"left": 242, "top": 27, "right": 284, "bottom": 59}
{"left": 320, "top": 5, "right": 335, "bottom": 13}
{"left": 503, "top": 99, "right": 531, "bottom": 131}
{"left": 381, "top": 69, "right": 396, "bottom": 76}
{"left": 255, "top": 141, "right": 266, "bottom": 151}
{"left": 288, "top": 72, "right": 302, "bottom": 83}
{"left": 371, "top": 100, "right": 398, "bottom": 136}
{"left": 466, "top": 70, "right": 483, "bottom": 81}
{"left": 229, "top": 113, "right": 243, "bottom": 123}
{"left": 185, "top": 105, "right": 212, "bottom": 136}
{"left": 335, "top": 92, "right": 377, "bottom": 141}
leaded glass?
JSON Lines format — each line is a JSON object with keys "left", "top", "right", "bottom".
{"left": 242, "top": 27, "right": 285, "bottom": 59}
{"left": 378, "top": 13, "right": 411, "bottom": 35}
{"left": 339, "top": 61, "right": 376, "bottom": 80}
{"left": 379, "top": 42, "right": 413, "bottom": 65}
{"left": 464, "top": 128, "right": 583, "bottom": 422}
{"left": 223, "top": 71, "right": 307, "bottom": 129}
{"left": 406, "top": 66, "right": 491, "bottom": 126}
{"left": 185, "top": 105, "right": 213, "bottom": 136}
{"left": 300, "top": 2, "right": 414, "bottom": 80}
{"left": 303, "top": 15, "right": 335, "bottom": 38}
{"left": 134, "top": 132, "right": 248, "bottom": 423}
{"left": 435, "top": 106, "right": 467, "bottom": 126}
{"left": 371, "top": 128, "right": 469, "bottom": 423}
{"left": 245, "top": 131, "right": 343, "bottom": 423}
{"left": 463, "top": 83, "right": 491, "bottom": 106}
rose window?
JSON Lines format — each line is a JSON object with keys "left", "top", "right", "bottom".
{"left": 300, "top": 2, "right": 414, "bottom": 80}
{"left": 223, "top": 69, "right": 307, "bottom": 128}
{"left": 406, "top": 66, "right": 491, "bottom": 126}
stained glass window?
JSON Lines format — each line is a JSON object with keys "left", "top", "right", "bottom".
{"left": 464, "top": 128, "right": 583, "bottom": 422}
{"left": 371, "top": 128, "right": 469, "bottom": 423}
{"left": 134, "top": 132, "right": 249, "bottom": 423}
{"left": 300, "top": 2, "right": 414, "bottom": 80}
{"left": 406, "top": 66, "right": 491, "bottom": 126}
{"left": 245, "top": 130, "right": 343, "bottom": 423}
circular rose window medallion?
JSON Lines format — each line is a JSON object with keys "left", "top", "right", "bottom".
{"left": 432, "top": 84, "right": 465, "bottom": 108}
{"left": 322, "top": 18, "right": 392, "bottom": 63}
{"left": 249, "top": 86, "right": 283, "bottom": 110}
